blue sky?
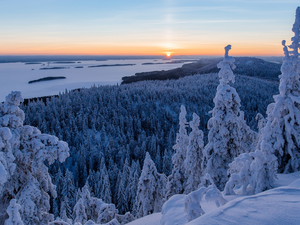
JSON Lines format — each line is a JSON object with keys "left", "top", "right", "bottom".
{"left": 0, "top": 0, "right": 299, "bottom": 55}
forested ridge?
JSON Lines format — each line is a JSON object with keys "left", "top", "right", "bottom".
{"left": 20, "top": 72, "right": 278, "bottom": 217}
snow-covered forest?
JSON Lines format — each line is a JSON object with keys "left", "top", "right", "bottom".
{"left": 1, "top": 6, "right": 300, "bottom": 225}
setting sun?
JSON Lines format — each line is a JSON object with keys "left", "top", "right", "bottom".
{"left": 166, "top": 52, "right": 172, "bottom": 57}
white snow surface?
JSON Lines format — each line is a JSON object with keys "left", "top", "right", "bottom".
{"left": 127, "top": 171, "right": 300, "bottom": 225}
{"left": 160, "top": 195, "right": 187, "bottom": 225}
{"left": 187, "top": 186, "right": 300, "bottom": 225}
{"left": 126, "top": 213, "right": 161, "bottom": 225}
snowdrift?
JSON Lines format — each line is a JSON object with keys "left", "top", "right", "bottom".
{"left": 128, "top": 172, "right": 300, "bottom": 225}
{"left": 187, "top": 182, "right": 300, "bottom": 225}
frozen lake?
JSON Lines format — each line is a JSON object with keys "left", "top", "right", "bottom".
{"left": 0, "top": 59, "right": 190, "bottom": 101}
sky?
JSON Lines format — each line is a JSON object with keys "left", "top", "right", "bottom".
{"left": 0, "top": 0, "right": 299, "bottom": 56}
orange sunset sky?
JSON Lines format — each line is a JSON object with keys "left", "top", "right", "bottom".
{"left": 0, "top": 0, "right": 299, "bottom": 56}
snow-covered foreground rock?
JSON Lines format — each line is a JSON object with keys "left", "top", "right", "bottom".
{"left": 127, "top": 171, "right": 300, "bottom": 225}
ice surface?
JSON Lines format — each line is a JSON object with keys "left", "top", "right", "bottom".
{"left": 0, "top": 59, "right": 187, "bottom": 101}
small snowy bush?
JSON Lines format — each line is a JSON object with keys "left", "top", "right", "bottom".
{"left": 5, "top": 199, "right": 24, "bottom": 225}
{"left": 184, "top": 174, "right": 227, "bottom": 222}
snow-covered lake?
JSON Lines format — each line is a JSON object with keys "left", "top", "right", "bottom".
{"left": 0, "top": 59, "right": 188, "bottom": 101}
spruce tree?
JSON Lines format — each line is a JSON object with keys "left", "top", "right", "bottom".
{"left": 99, "top": 158, "right": 112, "bottom": 204}
{"left": 162, "top": 149, "right": 172, "bottom": 176}
{"left": 0, "top": 91, "right": 70, "bottom": 224}
{"left": 166, "top": 105, "right": 189, "bottom": 198}
{"left": 184, "top": 113, "right": 204, "bottom": 194}
{"left": 117, "top": 158, "right": 130, "bottom": 214}
{"left": 203, "top": 46, "right": 257, "bottom": 190}
{"left": 60, "top": 196, "right": 72, "bottom": 222}
{"left": 61, "top": 169, "right": 76, "bottom": 216}
{"left": 257, "top": 7, "right": 300, "bottom": 173}
{"left": 225, "top": 8, "right": 300, "bottom": 195}
{"left": 129, "top": 161, "right": 140, "bottom": 214}
{"left": 135, "top": 152, "right": 166, "bottom": 218}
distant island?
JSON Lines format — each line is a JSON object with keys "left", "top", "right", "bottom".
{"left": 142, "top": 62, "right": 165, "bottom": 65}
{"left": 24, "top": 62, "right": 42, "bottom": 65}
{"left": 52, "top": 61, "right": 76, "bottom": 64}
{"left": 28, "top": 76, "right": 66, "bottom": 84}
{"left": 75, "top": 66, "right": 84, "bottom": 68}
{"left": 40, "top": 67, "right": 69, "bottom": 70}
{"left": 88, "top": 64, "right": 135, "bottom": 68}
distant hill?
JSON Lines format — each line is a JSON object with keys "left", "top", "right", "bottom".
{"left": 121, "top": 57, "right": 282, "bottom": 84}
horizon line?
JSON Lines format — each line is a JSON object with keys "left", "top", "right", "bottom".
{"left": 0, "top": 54, "right": 283, "bottom": 57}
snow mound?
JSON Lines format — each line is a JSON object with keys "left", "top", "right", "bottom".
{"left": 126, "top": 213, "right": 161, "bottom": 225}
{"left": 187, "top": 186, "right": 300, "bottom": 225}
{"left": 275, "top": 171, "right": 300, "bottom": 187}
{"left": 289, "top": 179, "right": 300, "bottom": 188}
{"left": 160, "top": 195, "right": 187, "bottom": 225}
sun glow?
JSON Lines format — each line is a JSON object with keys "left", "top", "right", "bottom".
{"left": 166, "top": 52, "right": 172, "bottom": 57}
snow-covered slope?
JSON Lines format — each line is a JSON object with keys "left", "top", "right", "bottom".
{"left": 160, "top": 195, "right": 187, "bottom": 225}
{"left": 126, "top": 213, "right": 161, "bottom": 225}
{"left": 127, "top": 172, "right": 300, "bottom": 225}
{"left": 187, "top": 184, "right": 300, "bottom": 225}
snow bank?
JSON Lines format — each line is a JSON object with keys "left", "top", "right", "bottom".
{"left": 187, "top": 185, "right": 300, "bottom": 225}
{"left": 130, "top": 171, "right": 300, "bottom": 225}
{"left": 289, "top": 179, "right": 300, "bottom": 188}
{"left": 160, "top": 195, "right": 187, "bottom": 225}
{"left": 126, "top": 213, "right": 161, "bottom": 225}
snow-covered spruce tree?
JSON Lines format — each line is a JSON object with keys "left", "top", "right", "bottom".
{"left": 117, "top": 158, "right": 130, "bottom": 214}
{"left": 225, "top": 8, "right": 300, "bottom": 195}
{"left": 257, "top": 7, "right": 300, "bottom": 173}
{"left": 203, "top": 45, "right": 257, "bottom": 190}
{"left": 0, "top": 127, "right": 14, "bottom": 193}
{"left": 5, "top": 199, "right": 24, "bottom": 225}
{"left": 0, "top": 91, "right": 70, "bottom": 224}
{"left": 184, "top": 113, "right": 204, "bottom": 194}
{"left": 60, "top": 196, "right": 72, "bottom": 223}
{"left": 99, "top": 158, "right": 112, "bottom": 204}
{"left": 166, "top": 105, "right": 189, "bottom": 198}
{"left": 127, "top": 160, "right": 140, "bottom": 214}
{"left": 61, "top": 169, "right": 76, "bottom": 218}
{"left": 135, "top": 152, "right": 166, "bottom": 218}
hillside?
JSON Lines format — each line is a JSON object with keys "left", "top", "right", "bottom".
{"left": 20, "top": 72, "right": 279, "bottom": 220}
{"left": 121, "top": 57, "right": 281, "bottom": 84}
